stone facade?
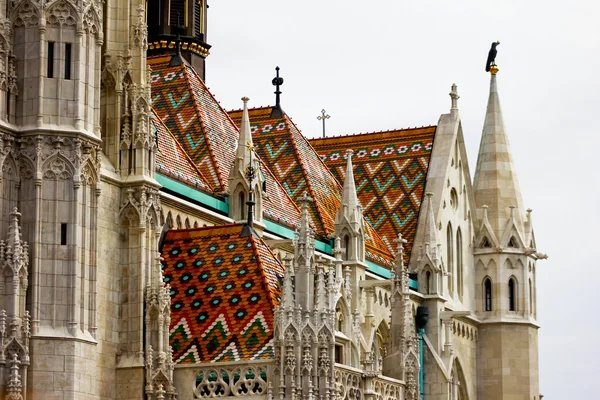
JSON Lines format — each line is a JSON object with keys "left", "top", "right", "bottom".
{"left": 0, "top": 1, "right": 545, "bottom": 399}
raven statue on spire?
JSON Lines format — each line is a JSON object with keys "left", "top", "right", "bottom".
{"left": 485, "top": 41, "right": 500, "bottom": 72}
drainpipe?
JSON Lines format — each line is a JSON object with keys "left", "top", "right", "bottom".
{"left": 416, "top": 306, "right": 429, "bottom": 400}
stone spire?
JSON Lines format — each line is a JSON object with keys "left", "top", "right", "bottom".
{"left": 234, "top": 97, "right": 254, "bottom": 174}
{"left": 473, "top": 71, "right": 525, "bottom": 240}
{"left": 335, "top": 149, "right": 362, "bottom": 227}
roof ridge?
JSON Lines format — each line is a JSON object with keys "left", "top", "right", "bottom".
{"left": 170, "top": 223, "right": 245, "bottom": 235}
{"left": 152, "top": 108, "right": 212, "bottom": 191}
{"left": 181, "top": 65, "right": 228, "bottom": 191}
{"left": 228, "top": 105, "right": 274, "bottom": 114}
{"left": 309, "top": 125, "right": 437, "bottom": 143}
{"left": 282, "top": 115, "right": 339, "bottom": 233}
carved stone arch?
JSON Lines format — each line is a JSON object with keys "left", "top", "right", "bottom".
{"left": 175, "top": 214, "right": 182, "bottom": 230}
{"left": 503, "top": 258, "right": 513, "bottom": 269}
{"left": 119, "top": 203, "right": 141, "bottom": 226}
{"left": 301, "top": 325, "right": 315, "bottom": 346}
{"left": 80, "top": 160, "right": 98, "bottom": 186}
{"left": 12, "top": 0, "right": 40, "bottom": 28}
{"left": 475, "top": 259, "right": 485, "bottom": 270}
{"left": 41, "top": 154, "right": 74, "bottom": 180}
{"left": 487, "top": 259, "right": 496, "bottom": 269}
{"left": 1, "top": 152, "right": 19, "bottom": 180}
{"left": 83, "top": 4, "right": 102, "bottom": 38}
{"left": 515, "top": 259, "right": 524, "bottom": 270}
{"left": 334, "top": 297, "right": 350, "bottom": 334}
{"left": 184, "top": 217, "right": 190, "bottom": 229}
{"left": 193, "top": 221, "right": 199, "bottom": 228}
{"left": 145, "top": 202, "right": 161, "bottom": 230}
{"left": 46, "top": 0, "right": 78, "bottom": 27}
{"left": 166, "top": 211, "right": 173, "bottom": 228}
{"left": 101, "top": 67, "right": 117, "bottom": 91}
{"left": 284, "top": 325, "right": 299, "bottom": 342}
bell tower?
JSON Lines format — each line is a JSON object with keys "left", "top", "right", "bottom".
{"left": 473, "top": 65, "right": 546, "bottom": 400}
{"left": 146, "top": 0, "right": 210, "bottom": 79}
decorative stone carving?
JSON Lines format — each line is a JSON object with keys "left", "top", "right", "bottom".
{"left": 46, "top": 0, "right": 77, "bottom": 27}
{"left": 12, "top": 1, "right": 40, "bottom": 28}
{"left": 133, "top": 5, "right": 147, "bottom": 50}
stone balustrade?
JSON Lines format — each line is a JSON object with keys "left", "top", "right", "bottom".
{"left": 173, "top": 360, "right": 271, "bottom": 400}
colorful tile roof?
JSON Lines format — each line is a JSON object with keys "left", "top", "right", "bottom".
{"left": 228, "top": 107, "right": 393, "bottom": 267}
{"left": 310, "top": 127, "right": 437, "bottom": 261}
{"left": 149, "top": 55, "right": 239, "bottom": 192}
{"left": 149, "top": 55, "right": 300, "bottom": 230}
{"left": 154, "top": 109, "right": 212, "bottom": 192}
{"left": 163, "top": 224, "right": 284, "bottom": 364}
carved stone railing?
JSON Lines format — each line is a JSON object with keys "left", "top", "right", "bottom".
{"left": 334, "top": 363, "right": 364, "bottom": 400}
{"left": 173, "top": 360, "right": 271, "bottom": 400}
{"left": 371, "top": 375, "right": 404, "bottom": 400}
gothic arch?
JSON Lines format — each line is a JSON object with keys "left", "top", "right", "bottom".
{"left": 451, "top": 357, "right": 470, "bottom": 400}
{"left": 12, "top": 1, "right": 41, "bottom": 27}
{"left": 83, "top": 4, "right": 102, "bottom": 38}
{"left": 483, "top": 276, "right": 492, "bottom": 312}
{"left": 41, "top": 154, "right": 75, "bottom": 180}
{"left": 46, "top": 0, "right": 78, "bottom": 27}
{"left": 503, "top": 258, "right": 513, "bottom": 269}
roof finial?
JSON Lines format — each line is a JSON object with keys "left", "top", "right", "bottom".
{"left": 240, "top": 99, "right": 258, "bottom": 238}
{"left": 317, "top": 109, "right": 330, "bottom": 138}
{"left": 272, "top": 66, "right": 284, "bottom": 108}
{"left": 450, "top": 83, "right": 460, "bottom": 113}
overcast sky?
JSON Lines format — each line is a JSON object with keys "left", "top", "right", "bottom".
{"left": 204, "top": 1, "right": 599, "bottom": 397}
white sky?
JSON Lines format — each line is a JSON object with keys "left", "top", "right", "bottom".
{"left": 205, "top": 1, "right": 600, "bottom": 397}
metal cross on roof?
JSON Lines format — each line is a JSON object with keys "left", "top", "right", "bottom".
{"left": 317, "top": 109, "right": 330, "bottom": 138}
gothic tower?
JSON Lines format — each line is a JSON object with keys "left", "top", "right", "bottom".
{"left": 473, "top": 65, "right": 546, "bottom": 399}
{"left": 146, "top": 0, "right": 210, "bottom": 79}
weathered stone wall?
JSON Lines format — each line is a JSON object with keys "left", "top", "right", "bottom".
{"left": 477, "top": 324, "right": 539, "bottom": 400}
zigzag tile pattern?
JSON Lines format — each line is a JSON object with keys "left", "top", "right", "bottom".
{"left": 154, "top": 109, "right": 211, "bottom": 191}
{"left": 228, "top": 107, "right": 393, "bottom": 267}
{"left": 162, "top": 224, "right": 284, "bottom": 364}
{"left": 149, "top": 55, "right": 300, "bottom": 230}
{"left": 149, "top": 55, "right": 238, "bottom": 191}
{"left": 310, "top": 127, "right": 436, "bottom": 260}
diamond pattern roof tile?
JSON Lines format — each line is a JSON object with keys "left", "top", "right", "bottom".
{"left": 310, "top": 127, "right": 437, "bottom": 262}
{"left": 228, "top": 107, "right": 393, "bottom": 266}
{"left": 154, "top": 109, "right": 211, "bottom": 191}
{"left": 162, "top": 224, "right": 285, "bottom": 364}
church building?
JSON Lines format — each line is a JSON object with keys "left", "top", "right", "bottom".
{"left": 0, "top": 0, "right": 545, "bottom": 399}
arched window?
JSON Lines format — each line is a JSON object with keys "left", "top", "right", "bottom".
{"left": 425, "top": 271, "right": 431, "bottom": 295}
{"left": 484, "top": 278, "right": 492, "bottom": 311}
{"left": 456, "top": 228, "right": 463, "bottom": 298}
{"left": 446, "top": 223, "right": 454, "bottom": 294}
{"left": 343, "top": 234, "right": 350, "bottom": 261}
{"left": 509, "top": 278, "right": 516, "bottom": 311}
{"left": 508, "top": 236, "right": 519, "bottom": 248}
{"left": 238, "top": 191, "right": 245, "bottom": 220}
{"left": 480, "top": 236, "right": 491, "bottom": 248}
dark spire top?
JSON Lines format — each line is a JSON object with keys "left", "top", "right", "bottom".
{"left": 270, "top": 66, "right": 284, "bottom": 118}
{"left": 317, "top": 109, "right": 330, "bottom": 138}
{"left": 169, "top": 11, "right": 185, "bottom": 66}
{"left": 240, "top": 141, "right": 258, "bottom": 238}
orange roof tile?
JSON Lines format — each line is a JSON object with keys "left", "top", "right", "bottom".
{"left": 163, "top": 224, "right": 284, "bottom": 364}
{"left": 228, "top": 107, "right": 393, "bottom": 267}
{"left": 154, "top": 109, "right": 211, "bottom": 191}
{"left": 310, "top": 127, "right": 437, "bottom": 261}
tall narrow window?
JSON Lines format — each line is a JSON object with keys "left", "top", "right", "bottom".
{"left": 508, "top": 278, "right": 516, "bottom": 311}
{"left": 60, "top": 223, "right": 67, "bottom": 245}
{"left": 425, "top": 271, "right": 431, "bottom": 295}
{"left": 170, "top": 0, "right": 186, "bottom": 27}
{"left": 238, "top": 192, "right": 245, "bottom": 220}
{"left": 446, "top": 223, "right": 454, "bottom": 294}
{"left": 457, "top": 228, "right": 463, "bottom": 297}
{"left": 47, "top": 41, "right": 55, "bottom": 78}
{"left": 194, "top": 0, "right": 204, "bottom": 39}
{"left": 64, "top": 43, "right": 72, "bottom": 79}
{"left": 6, "top": 89, "right": 10, "bottom": 121}
{"left": 343, "top": 235, "right": 350, "bottom": 261}
{"left": 484, "top": 278, "right": 492, "bottom": 311}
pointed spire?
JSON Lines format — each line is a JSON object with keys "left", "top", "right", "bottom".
{"left": 236, "top": 96, "right": 253, "bottom": 170}
{"left": 473, "top": 71, "right": 525, "bottom": 239}
{"left": 336, "top": 149, "right": 361, "bottom": 225}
